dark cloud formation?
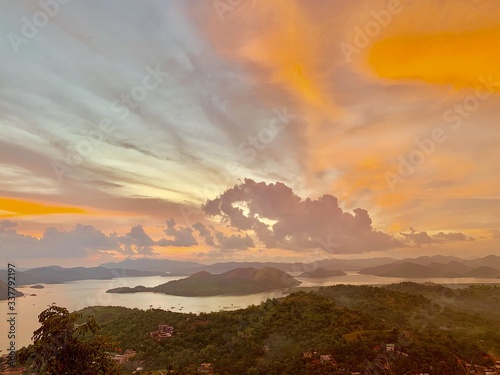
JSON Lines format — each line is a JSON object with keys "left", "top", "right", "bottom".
{"left": 157, "top": 219, "right": 198, "bottom": 247}
{"left": 432, "top": 231, "right": 474, "bottom": 242}
{"left": 401, "top": 227, "right": 474, "bottom": 247}
{"left": 0, "top": 222, "right": 123, "bottom": 259}
{"left": 0, "top": 216, "right": 255, "bottom": 262}
{"left": 202, "top": 179, "right": 403, "bottom": 253}
{"left": 400, "top": 229, "right": 434, "bottom": 246}
{"left": 192, "top": 222, "right": 215, "bottom": 246}
{"left": 488, "top": 229, "right": 500, "bottom": 239}
{"left": 0, "top": 221, "right": 173, "bottom": 259}
{"left": 214, "top": 231, "right": 254, "bottom": 250}
{"left": 190, "top": 221, "right": 253, "bottom": 250}
{"left": 0, "top": 220, "right": 17, "bottom": 230}
{"left": 118, "top": 225, "right": 156, "bottom": 255}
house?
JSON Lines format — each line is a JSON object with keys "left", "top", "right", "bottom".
{"left": 111, "top": 349, "right": 137, "bottom": 364}
{"left": 0, "top": 368, "right": 24, "bottom": 375}
{"left": 386, "top": 343, "right": 395, "bottom": 352}
{"left": 197, "top": 363, "right": 213, "bottom": 374}
{"left": 150, "top": 325, "right": 174, "bottom": 340}
{"left": 158, "top": 324, "right": 174, "bottom": 336}
{"left": 320, "top": 354, "right": 333, "bottom": 363}
{"left": 123, "top": 349, "right": 137, "bottom": 359}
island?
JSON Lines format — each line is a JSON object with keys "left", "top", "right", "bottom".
{"left": 298, "top": 268, "right": 346, "bottom": 278}
{"left": 107, "top": 267, "right": 300, "bottom": 296}
{"left": 30, "top": 284, "right": 45, "bottom": 289}
{"left": 359, "top": 261, "right": 500, "bottom": 278}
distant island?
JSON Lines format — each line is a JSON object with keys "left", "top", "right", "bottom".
{"left": 0, "top": 266, "right": 166, "bottom": 285}
{"left": 30, "top": 284, "right": 45, "bottom": 289}
{"left": 100, "top": 255, "right": 500, "bottom": 276}
{"left": 107, "top": 267, "right": 300, "bottom": 296}
{"left": 359, "top": 261, "right": 500, "bottom": 278}
{"left": 1, "top": 254, "right": 498, "bottom": 290}
{"left": 299, "top": 268, "right": 346, "bottom": 278}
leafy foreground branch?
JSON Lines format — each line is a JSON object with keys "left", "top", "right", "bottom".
{"left": 17, "top": 304, "right": 120, "bottom": 375}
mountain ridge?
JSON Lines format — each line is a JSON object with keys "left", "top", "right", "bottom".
{"left": 360, "top": 261, "right": 500, "bottom": 278}
{"left": 0, "top": 267, "right": 166, "bottom": 285}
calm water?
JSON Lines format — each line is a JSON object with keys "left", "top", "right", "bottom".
{"left": 1, "top": 272, "right": 499, "bottom": 350}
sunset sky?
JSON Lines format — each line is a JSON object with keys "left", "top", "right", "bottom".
{"left": 1, "top": 0, "right": 499, "bottom": 267}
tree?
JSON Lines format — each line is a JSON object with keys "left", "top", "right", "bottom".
{"left": 18, "top": 304, "right": 120, "bottom": 375}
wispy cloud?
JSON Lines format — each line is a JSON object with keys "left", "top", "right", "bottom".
{"left": 0, "top": 0, "right": 498, "bottom": 264}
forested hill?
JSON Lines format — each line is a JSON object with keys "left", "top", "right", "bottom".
{"left": 71, "top": 282, "right": 500, "bottom": 374}
{"left": 107, "top": 267, "right": 300, "bottom": 296}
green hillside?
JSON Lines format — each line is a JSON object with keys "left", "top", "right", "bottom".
{"left": 35, "top": 282, "right": 498, "bottom": 374}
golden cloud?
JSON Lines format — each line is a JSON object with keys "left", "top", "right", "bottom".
{"left": 369, "top": 28, "right": 500, "bottom": 91}
{"left": 0, "top": 197, "right": 87, "bottom": 217}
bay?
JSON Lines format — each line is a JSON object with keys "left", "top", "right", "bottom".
{"left": 1, "top": 272, "right": 499, "bottom": 350}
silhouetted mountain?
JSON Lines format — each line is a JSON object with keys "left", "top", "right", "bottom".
{"left": 358, "top": 261, "right": 405, "bottom": 275}
{"left": 186, "top": 261, "right": 296, "bottom": 274}
{"left": 461, "top": 266, "right": 500, "bottom": 278}
{"left": 427, "top": 261, "right": 472, "bottom": 274}
{"left": 4, "top": 266, "right": 167, "bottom": 285}
{"left": 0, "top": 280, "right": 23, "bottom": 300}
{"left": 0, "top": 269, "right": 42, "bottom": 285}
{"left": 378, "top": 263, "right": 460, "bottom": 278}
{"left": 100, "top": 257, "right": 398, "bottom": 275}
{"left": 467, "top": 255, "right": 500, "bottom": 269}
{"left": 298, "top": 268, "right": 346, "bottom": 278}
{"left": 100, "top": 258, "right": 201, "bottom": 274}
{"left": 107, "top": 267, "right": 300, "bottom": 296}
{"left": 399, "top": 255, "right": 465, "bottom": 266}
{"left": 360, "top": 261, "right": 500, "bottom": 278}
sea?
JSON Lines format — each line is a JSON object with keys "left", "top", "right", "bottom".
{"left": 1, "top": 272, "right": 499, "bottom": 350}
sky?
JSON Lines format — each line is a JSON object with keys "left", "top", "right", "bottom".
{"left": 0, "top": 0, "right": 499, "bottom": 267}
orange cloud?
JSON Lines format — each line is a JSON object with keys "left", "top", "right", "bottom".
{"left": 0, "top": 197, "right": 87, "bottom": 218}
{"left": 192, "top": 0, "right": 500, "bottom": 241}
{"left": 238, "top": 0, "right": 334, "bottom": 116}
{"left": 369, "top": 28, "right": 500, "bottom": 90}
